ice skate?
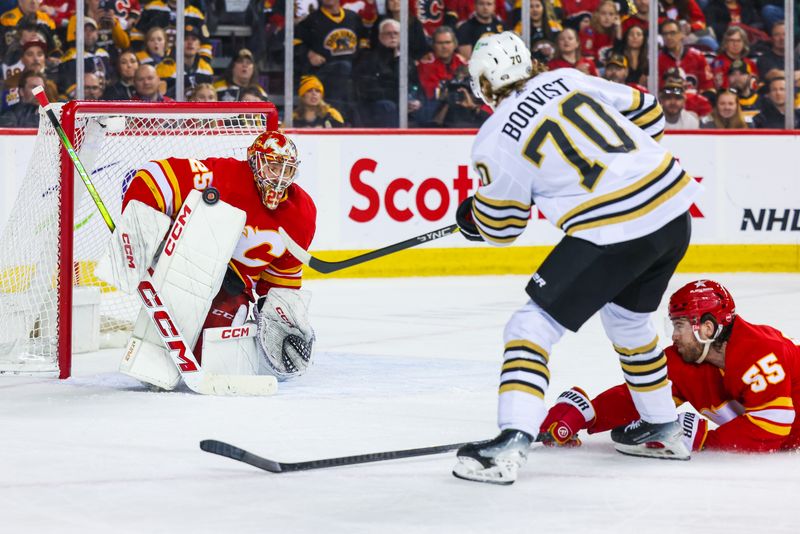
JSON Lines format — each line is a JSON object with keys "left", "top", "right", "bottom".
{"left": 452, "top": 429, "right": 533, "bottom": 485}
{"left": 611, "top": 419, "right": 690, "bottom": 460}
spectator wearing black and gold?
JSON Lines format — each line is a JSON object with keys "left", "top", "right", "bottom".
{"left": 135, "top": 26, "right": 166, "bottom": 67}
{"left": 213, "top": 48, "right": 267, "bottom": 102}
{"left": 511, "top": 0, "right": 562, "bottom": 44}
{"left": 58, "top": 17, "right": 111, "bottom": 98}
{"left": 293, "top": 75, "right": 345, "bottom": 128}
{"left": 157, "top": 24, "right": 212, "bottom": 99}
{"left": 0, "top": 68, "right": 44, "bottom": 126}
{"left": 66, "top": 0, "right": 131, "bottom": 65}
{"left": 456, "top": 0, "right": 505, "bottom": 60}
{"left": 130, "top": 0, "right": 211, "bottom": 61}
{"left": 2, "top": 37, "right": 57, "bottom": 107}
{"left": 0, "top": 0, "right": 60, "bottom": 59}
{"left": 294, "top": 0, "right": 367, "bottom": 111}
{"left": 103, "top": 48, "right": 138, "bottom": 99}
{"left": 726, "top": 59, "right": 761, "bottom": 121}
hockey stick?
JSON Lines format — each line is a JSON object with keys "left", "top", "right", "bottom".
{"left": 33, "top": 88, "right": 275, "bottom": 396}
{"left": 278, "top": 224, "right": 460, "bottom": 274}
{"left": 199, "top": 439, "right": 467, "bottom": 473}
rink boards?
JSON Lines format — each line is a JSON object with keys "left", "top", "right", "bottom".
{"left": 1, "top": 129, "right": 798, "bottom": 277}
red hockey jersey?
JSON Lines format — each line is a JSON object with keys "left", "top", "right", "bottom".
{"left": 588, "top": 317, "right": 800, "bottom": 452}
{"left": 122, "top": 157, "right": 317, "bottom": 297}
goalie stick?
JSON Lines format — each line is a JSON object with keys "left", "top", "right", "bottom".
{"left": 199, "top": 439, "right": 467, "bottom": 473}
{"left": 278, "top": 224, "right": 459, "bottom": 274}
{"left": 33, "top": 87, "right": 276, "bottom": 396}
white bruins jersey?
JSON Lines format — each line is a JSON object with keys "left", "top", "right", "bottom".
{"left": 470, "top": 68, "right": 701, "bottom": 246}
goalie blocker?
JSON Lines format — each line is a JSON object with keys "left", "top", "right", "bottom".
{"left": 98, "top": 188, "right": 314, "bottom": 391}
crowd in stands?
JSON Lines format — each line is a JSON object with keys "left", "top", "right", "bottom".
{"left": 0, "top": 0, "right": 797, "bottom": 128}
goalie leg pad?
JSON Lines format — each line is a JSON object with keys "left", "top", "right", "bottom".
{"left": 256, "top": 288, "right": 315, "bottom": 380}
{"left": 119, "top": 190, "right": 246, "bottom": 389}
{"left": 94, "top": 200, "right": 172, "bottom": 294}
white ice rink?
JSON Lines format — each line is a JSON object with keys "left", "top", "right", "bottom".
{"left": 2, "top": 272, "right": 799, "bottom": 534}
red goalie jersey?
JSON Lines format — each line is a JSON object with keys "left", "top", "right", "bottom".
{"left": 122, "top": 156, "right": 317, "bottom": 297}
{"left": 586, "top": 318, "right": 800, "bottom": 452}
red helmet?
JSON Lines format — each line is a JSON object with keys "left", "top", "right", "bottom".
{"left": 247, "top": 131, "right": 299, "bottom": 210}
{"left": 668, "top": 280, "right": 736, "bottom": 329}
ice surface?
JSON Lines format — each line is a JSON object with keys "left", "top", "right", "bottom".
{"left": 1, "top": 273, "right": 799, "bottom": 534}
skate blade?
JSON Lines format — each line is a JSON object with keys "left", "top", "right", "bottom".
{"left": 452, "top": 458, "right": 518, "bottom": 485}
{"left": 614, "top": 441, "right": 690, "bottom": 461}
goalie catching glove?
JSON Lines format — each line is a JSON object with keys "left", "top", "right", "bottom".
{"left": 256, "top": 288, "right": 315, "bottom": 380}
{"left": 537, "top": 387, "right": 596, "bottom": 447}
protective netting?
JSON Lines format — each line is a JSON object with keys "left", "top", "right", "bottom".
{"left": 0, "top": 103, "right": 272, "bottom": 375}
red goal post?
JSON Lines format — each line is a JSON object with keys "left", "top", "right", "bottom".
{"left": 0, "top": 101, "right": 278, "bottom": 379}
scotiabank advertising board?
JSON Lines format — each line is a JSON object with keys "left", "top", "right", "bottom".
{"left": 292, "top": 132, "right": 800, "bottom": 250}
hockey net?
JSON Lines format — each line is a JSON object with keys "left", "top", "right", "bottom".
{"left": 0, "top": 101, "right": 278, "bottom": 378}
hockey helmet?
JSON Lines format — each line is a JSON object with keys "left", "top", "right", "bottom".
{"left": 247, "top": 131, "right": 299, "bottom": 210}
{"left": 468, "top": 31, "right": 532, "bottom": 109}
{"left": 668, "top": 280, "right": 736, "bottom": 331}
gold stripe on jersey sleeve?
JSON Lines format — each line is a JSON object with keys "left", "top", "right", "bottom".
{"left": 745, "top": 397, "right": 794, "bottom": 411}
{"left": 472, "top": 205, "right": 529, "bottom": 230}
{"left": 556, "top": 153, "right": 673, "bottom": 229}
{"left": 653, "top": 130, "right": 665, "bottom": 142}
{"left": 156, "top": 160, "right": 183, "bottom": 214}
{"left": 614, "top": 336, "right": 659, "bottom": 356}
{"left": 268, "top": 263, "right": 303, "bottom": 275}
{"left": 499, "top": 381, "right": 545, "bottom": 399}
{"left": 745, "top": 414, "right": 792, "bottom": 436}
{"left": 624, "top": 89, "right": 643, "bottom": 113}
{"left": 632, "top": 104, "right": 664, "bottom": 130}
{"left": 260, "top": 272, "right": 303, "bottom": 287}
{"left": 474, "top": 191, "right": 531, "bottom": 211}
{"left": 565, "top": 171, "right": 692, "bottom": 235}
{"left": 133, "top": 170, "right": 166, "bottom": 212}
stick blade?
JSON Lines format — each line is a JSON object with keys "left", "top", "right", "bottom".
{"left": 200, "top": 439, "right": 283, "bottom": 473}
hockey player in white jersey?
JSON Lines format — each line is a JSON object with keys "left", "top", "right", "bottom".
{"left": 452, "top": 32, "right": 702, "bottom": 485}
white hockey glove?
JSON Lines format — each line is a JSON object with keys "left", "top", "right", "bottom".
{"left": 678, "top": 412, "right": 709, "bottom": 452}
{"left": 256, "top": 288, "right": 315, "bottom": 380}
{"left": 94, "top": 200, "right": 171, "bottom": 294}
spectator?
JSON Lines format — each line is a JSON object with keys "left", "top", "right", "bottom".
{"left": 294, "top": 0, "right": 366, "bottom": 111}
{"left": 658, "top": 0, "right": 710, "bottom": 36}
{"left": 355, "top": 18, "right": 422, "bottom": 127}
{"left": 103, "top": 48, "right": 138, "bottom": 99}
{"left": 711, "top": 25, "right": 758, "bottom": 89}
{"left": 661, "top": 79, "right": 700, "bottom": 128}
{"left": 531, "top": 38, "right": 556, "bottom": 65}
{"left": 548, "top": 27, "right": 599, "bottom": 76}
{"left": 0, "top": 0, "right": 60, "bottom": 59}
{"left": 756, "top": 22, "right": 800, "bottom": 84}
{"left": 293, "top": 74, "right": 346, "bottom": 128}
{"left": 65, "top": 0, "right": 131, "bottom": 60}
{"left": 131, "top": 63, "right": 172, "bottom": 102}
{"left": 621, "top": 0, "right": 649, "bottom": 33}
{"left": 513, "top": 0, "right": 562, "bottom": 43}
{"left": 136, "top": 26, "right": 166, "bottom": 67}
{"left": 700, "top": 88, "right": 749, "bottom": 128}
{"left": 752, "top": 76, "right": 800, "bottom": 128}
{"left": 727, "top": 58, "right": 761, "bottom": 119}
{"left": 58, "top": 17, "right": 111, "bottom": 97}
{"left": 703, "top": 0, "right": 764, "bottom": 47}
{"left": 456, "top": 0, "right": 505, "bottom": 60}
{"left": 0, "top": 68, "right": 42, "bottom": 126}
{"left": 417, "top": 26, "right": 467, "bottom": 101}
{"left": 579, "top": 0, "right": 620, "bottom": 66}
{"left": 371, "top": 0, "right": 429, "bottom": 61}
{"left": 188, "top": 82, "right": 216, "bottom": 102}
{"left": 157, "top": 25, "right": 213, "bottom": 99}
{"left": 603, "top": 53, "right": 647, "bottom": 92}
{"left": 663, "top": 65, "right": 712, "bottom": 116}
{"left": 131, "top": 0, "right": 211, "bottom": 61}
{"left": 756, "top": 0, "right": 785, "bottom": 30}
{"left": 618, "top": 24, "right": 648, "bottom": 85}
{"left": 560, "top": 0, "right": 600, "bottom": 31}
{"left": 2, "top": 18, "right": 46, "bottom": 79}
{"left": 213, "top": 48, "right": 268, "bottom": 102}
{"left": 429, "top": 64, "right": 491, "bottom": 127}
{"left": 83, "top": 71, "right": 103, "bottom": 98}
{"left": 239, "top": 85, "right": 270, "bottom": 102}
{"left": 342, "top": 0, "right": 378, "bottom": 27}
{"left": 40, "top": 0, "right": 75, "bottom": 29}
{"left": 2, "top": 37, "right": 56, "bottom": 107}
{"left": 658, "top": 19, "right": 715, "bottom": 101}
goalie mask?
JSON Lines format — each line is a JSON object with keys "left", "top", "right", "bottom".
{"left": 248, "top": 131, "right": 299, "bottom": 210}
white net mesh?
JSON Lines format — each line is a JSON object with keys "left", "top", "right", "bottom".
{"left": 0, "top": 103, "right": 273, "bottom": 376}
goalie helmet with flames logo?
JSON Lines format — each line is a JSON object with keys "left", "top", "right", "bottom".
{"left": 247, "top": 131, "right": 300, "bottom": 210}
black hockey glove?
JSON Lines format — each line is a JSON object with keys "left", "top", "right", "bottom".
{"left": 456, "top": 196, "right": 484, "bottom": 242}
